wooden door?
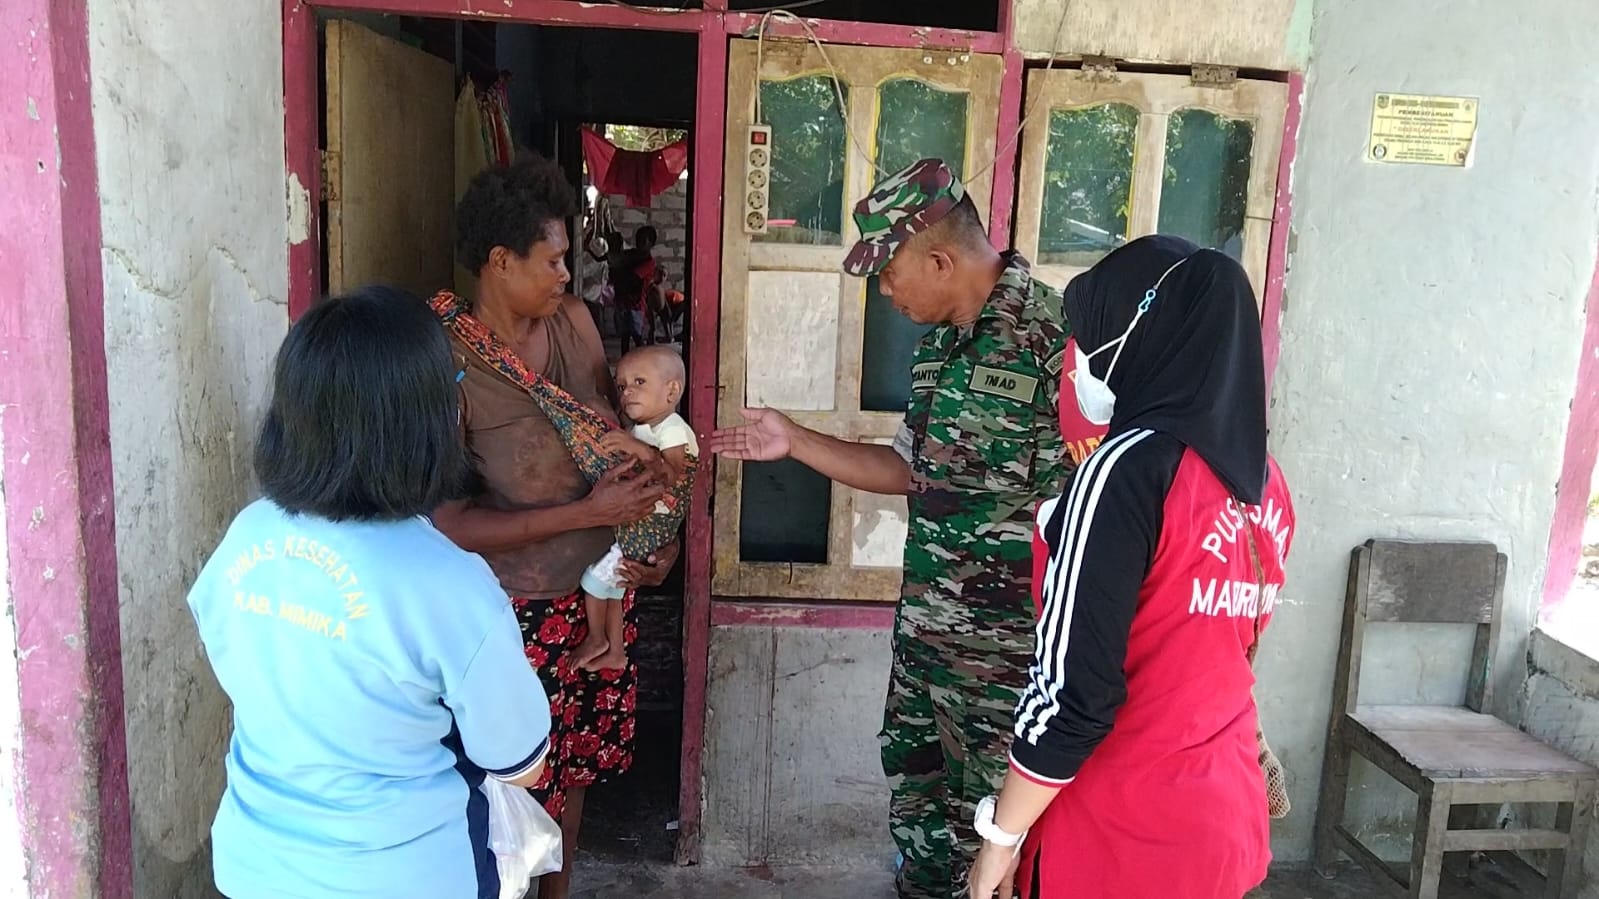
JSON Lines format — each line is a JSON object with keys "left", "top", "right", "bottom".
{"left": 713, "top": 39, "right": 1004, "bottom": 602}
{"left": 325, "top": 20, "right": 455, "bottom": 297}
{"left": 1014, "top": 70, "right": 1286, "bottom": 303}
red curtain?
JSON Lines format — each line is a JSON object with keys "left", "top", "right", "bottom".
{"left": 581, "top": 127, "right": 689, "bottom": 207}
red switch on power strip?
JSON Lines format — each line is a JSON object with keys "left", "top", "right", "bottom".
{"left": 744, "top": 125, "right": 773, "bottom": 235}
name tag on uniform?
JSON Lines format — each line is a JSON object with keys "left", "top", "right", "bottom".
{"left": 968, "top": 365, "right": 1038, "bottom": 404}
{"left": 1044, "top": 350, "right": 1066, "bottom": 377}
{"left": 910, "top": 362, "right": 942, "bottom": 391}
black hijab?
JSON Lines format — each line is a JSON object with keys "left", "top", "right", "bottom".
{"left": 1062, "top": 235, "right": 1269, "bottom": 504}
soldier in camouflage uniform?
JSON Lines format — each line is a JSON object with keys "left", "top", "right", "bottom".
{"left": 709, "top": 159, "right": 1072, "bottom": 899}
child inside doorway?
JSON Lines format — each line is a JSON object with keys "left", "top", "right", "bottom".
{"left": 613, "top": 226, "right": 665, "bottom": 354}
{"left": 575, "top": 345, "right": 698, "bottom": 671}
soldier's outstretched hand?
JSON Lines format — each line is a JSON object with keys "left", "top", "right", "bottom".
{"left": 709, "top": 407, "right": 794, "bottom": 461}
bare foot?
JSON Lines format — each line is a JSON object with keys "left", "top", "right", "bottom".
{"left": 582, "top": 646, "right": 628, "bottom": 673}
{"left": 573, "top": 632, "right": 608, "bottom": 669}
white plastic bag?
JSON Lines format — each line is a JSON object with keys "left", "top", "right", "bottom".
{"left": 482, "top": 777, "right": 563, "bottom": 899}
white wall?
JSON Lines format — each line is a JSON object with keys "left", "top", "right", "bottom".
{"left": 1265, "top": 0, "right": 1599, "bottom": 861}
{"left": 86, "top": 0, "right": 289, "bottom": 894}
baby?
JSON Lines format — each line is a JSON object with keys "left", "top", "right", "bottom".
{"left": 575, "top": 345, "right": 699, "bottom": 672}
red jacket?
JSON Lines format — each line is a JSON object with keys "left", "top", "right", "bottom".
{"left": 1015, "top": 432, "right": 1295, "bottom": 899}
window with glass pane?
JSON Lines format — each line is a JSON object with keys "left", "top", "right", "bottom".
{"left": 1158, "top": 109, "right": 1255, "bottom": 261}
{"left": 875, "top": 78, "right": 969, "bottom": 178}
{"left": 756, "top": 77, "right": 849, "bottom": 245}
{"left": 739, "top": 459, "right": 832, "bottom": 563}
{"left": 1038, "top": 103, "right": 1138, "bottom": 267}
{"left": 859, "top": 78, "right": 964, "bottom": 412}
{"left": 861, "top": 277, "right": 934, "bottom": 412}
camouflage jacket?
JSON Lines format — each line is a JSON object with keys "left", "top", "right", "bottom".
{"left": 894, "top": 253, "right": 1072, "bottom": 653}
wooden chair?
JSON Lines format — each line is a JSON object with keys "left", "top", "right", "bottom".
{"left": 1313, "top": 539, "right": 1597, "bottom": 899}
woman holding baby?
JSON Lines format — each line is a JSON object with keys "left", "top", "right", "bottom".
{"left": 431, "top": 154, "right": 690, "bottom": 899}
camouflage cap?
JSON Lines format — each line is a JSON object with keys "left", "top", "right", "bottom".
{"left": 842, "top": 158, "right": 966, "bottom": 277}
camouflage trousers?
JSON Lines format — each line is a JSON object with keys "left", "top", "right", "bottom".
{"left": 880, "top": 630, "right": 1032, "bottom": 899}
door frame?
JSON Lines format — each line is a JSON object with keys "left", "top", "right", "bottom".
{"left": 280, "top": 0, "right": 1299, "bottom": 865}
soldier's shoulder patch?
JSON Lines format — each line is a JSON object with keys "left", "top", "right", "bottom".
{"left": 968, "top": 365, "right": 1039, "bottom": 404}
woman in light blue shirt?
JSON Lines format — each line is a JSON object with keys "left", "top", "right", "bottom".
{"left": 188, "top": 285, "right": 552, "bottom": 899}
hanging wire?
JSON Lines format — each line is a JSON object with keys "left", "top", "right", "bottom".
{"left": 751, "top": 2, "right": 1072, "bottom": 184}
{"left": 964, "top": 0, "right": 1070, "bottom": 184}
{"left": 752, "top": 10, "right": 878, "bottom": 173}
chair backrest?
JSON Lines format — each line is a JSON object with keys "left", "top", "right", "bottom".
{"left": 1334, "top": 539, "right": 1507, "bottom": 715}
{"left": 1362, "top": 541, "right": 1503, "bottom": 624}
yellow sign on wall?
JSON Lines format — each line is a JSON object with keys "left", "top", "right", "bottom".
{"left": 1367, "top": 93, "right": 1479, "bottom": 167}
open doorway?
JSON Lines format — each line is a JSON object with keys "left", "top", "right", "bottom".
{"left": 314, "top": 9, "right": 697, "bottom": 864}
{"left": 577, "top": 124, "right": 693, "bottom": 364}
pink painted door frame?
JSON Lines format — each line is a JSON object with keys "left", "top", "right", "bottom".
{"left": 1541, "top": 248, "right": 1599, "bottom": 614}
{"left": 1, "top": 0, "right": 133, "bottom": 894}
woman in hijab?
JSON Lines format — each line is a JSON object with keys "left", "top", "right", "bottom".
{"left": 968, "top": 235, "right": 1297, "bottom": 899}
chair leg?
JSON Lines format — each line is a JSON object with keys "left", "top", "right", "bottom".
{"left": 1313, "top": 737, "right": 1353, "bottom": 876}
{"left": 1408, "top": 782, "right": 1450, "bottom": 899}
{"left": 1546, "top": 782, "right": 1595, "bottom": 899}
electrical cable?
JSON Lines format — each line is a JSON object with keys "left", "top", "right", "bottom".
{"left": 750, "top": 2, "right": 1072, "bottom": 184}
{"left": 965, "top": 1, "right": 1069, "bottom": 184}
{"left": 753, "top": 11, "right": 870, "bottom": 170}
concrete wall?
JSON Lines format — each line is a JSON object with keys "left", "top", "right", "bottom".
{"left": 608, "top": 178, "right": 690, "bottom": 292}
{"left": 86, "top": 0, "right": 289, "bottom": 894}
{"left": 1265, "top": 0, "right": 1599, "bottom": 863}
{"left": 1521, "top": 632, "right": 1599, "bottom": 898}
{"left": 1011, "top": 0, "right": 1315, "bottom": 69}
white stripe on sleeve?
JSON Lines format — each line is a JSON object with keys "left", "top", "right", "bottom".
{"left": 1017, "top": 428, "right": 1154, "bottom": 744}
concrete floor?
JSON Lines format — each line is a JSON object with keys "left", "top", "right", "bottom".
{"left": 568, "top": 853, "right": 1543, "bottom": 899}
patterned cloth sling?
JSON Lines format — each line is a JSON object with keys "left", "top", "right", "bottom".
{"left": 431, "top": 291, "right": 694, "bottom": 562}
{"left": 1240, "top": 511, "right": 1291, "bottom": 819}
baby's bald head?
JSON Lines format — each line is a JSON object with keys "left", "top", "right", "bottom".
{"left": 623, "top": 345, "right": 685, "bottom": 385}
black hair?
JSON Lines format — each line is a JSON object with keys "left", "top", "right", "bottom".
{"left": 254, "top": 285, "right": 470, "bottom": 521}
{"left": 636, "top": 225, "right": 659, "bottom": 247}
{"left": 455, "top": 153, "right": 580, "bottom": 273}
{"left": 926, "top": 194, "right": 990, "bottom": 252}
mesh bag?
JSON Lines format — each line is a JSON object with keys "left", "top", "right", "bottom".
{"left": 1243, "top": 516, "right": 1291, "bottom": 820}
{"left": 1257, "top": 723, "right": 1291, "bottom": 819}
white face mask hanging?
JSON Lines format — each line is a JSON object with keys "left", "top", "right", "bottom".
{"left": 1073, "top": 257, "right": 1188, "bottom": 426}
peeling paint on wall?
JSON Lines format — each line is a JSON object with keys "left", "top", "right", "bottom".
{"left": 287, "top": 171, "right": 311, "bottom": 246}
{"left": 87, "top": 0, "right": 290, "bottom": 894}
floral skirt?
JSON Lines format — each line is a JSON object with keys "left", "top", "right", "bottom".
{"left": 514, "top": 589, "right": 638, "bottom": 819}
